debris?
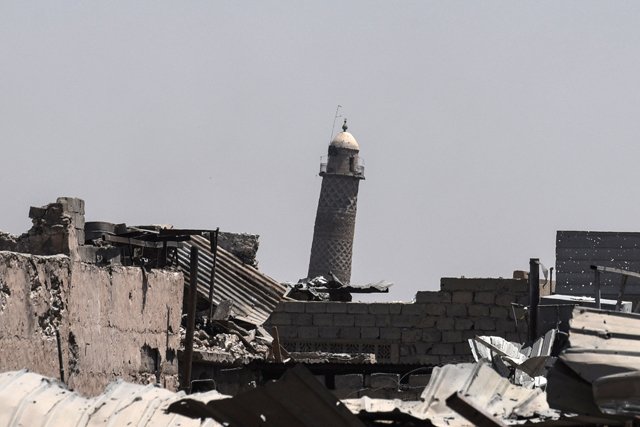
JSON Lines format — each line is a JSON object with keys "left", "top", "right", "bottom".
{"left": 167, "top": 364, "right": 366, "bottom": 427}
{"left": 284, "top": 274, "right": 392, "bottom": 302}
{"left": 547, "top": 307, "right": 640, "bottom": 422}
{"left": 0, "top": 370, "right": 229, "bottom": 427}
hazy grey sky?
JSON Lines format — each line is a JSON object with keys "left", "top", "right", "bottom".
{"left": 2, "top": 1, "right": 640, "bottom": 301}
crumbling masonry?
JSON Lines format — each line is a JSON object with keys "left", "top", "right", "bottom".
{"left": 0, "top": 198, "right": 183, "bottom": 396}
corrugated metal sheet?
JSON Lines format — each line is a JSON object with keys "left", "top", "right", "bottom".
{"left": 176, "top": 235, "right": 286, "bottom": 325}
{"left": 547, "top": 307, "right": 640, "bottom": 422}
{"left": 345, "top": 362, "right": 560, "bottom": 426}
{"left": 168, "top": 364, "right": 365, "bottom": 427}
{"left": 556, "top": 231, "right": 640, "bottom": 296}
{"left": 0, "top": 370, "right": 228, "bottom": 427}
{"left": 562, "top": 307, "right": 640, "bottom": 383}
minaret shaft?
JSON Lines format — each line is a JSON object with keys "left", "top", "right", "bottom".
{"left": 308, "top": 175, "right": 360, "bottom": 282}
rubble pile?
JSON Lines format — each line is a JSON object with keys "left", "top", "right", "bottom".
{"left": 180, "top": 326, "right": 271, "bottom": 363}
{"left": 284, "top": 273, "right": 392, "bottom": 302}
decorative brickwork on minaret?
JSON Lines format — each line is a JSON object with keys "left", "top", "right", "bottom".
{"left": 308, "top": 119, "right": 365, "bottom": 283}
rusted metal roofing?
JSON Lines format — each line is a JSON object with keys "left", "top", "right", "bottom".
{"left": 176, "top": 235, "right": 286, "bottom": 326}
{"left": 0, "top": 370, "right": 228, "bottom": 427}
{"left": 168, "top": 364, "right": 365, "bottom": 427}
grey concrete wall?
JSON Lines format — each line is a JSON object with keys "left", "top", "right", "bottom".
{"left": 556, "top": 230, "right": 640, "bottom": 297}
{"left": 0, "top": 251, "right": 183, "bottom": 396}
{"left": 266, "top": 277, "right": 532, "bottom": 364}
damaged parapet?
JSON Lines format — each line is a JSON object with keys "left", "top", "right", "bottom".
{"left": 284, "top": 274, "right": 391, "bottom": 302}
{"left": 0, "top": 197, "right": 84, "bottom": 257}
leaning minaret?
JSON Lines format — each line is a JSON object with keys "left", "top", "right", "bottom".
{"left": 307, "top": 119, "right": 365, "bottom": 283}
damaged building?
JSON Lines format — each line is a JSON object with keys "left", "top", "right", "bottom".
{"left": 1, "top": 126, "right": 640, "bottom": 425}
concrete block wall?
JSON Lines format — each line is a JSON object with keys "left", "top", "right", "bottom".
{"left": 267, "top": 277, "right": 531, "bottom": 364}
{"left": 0, "top": 251, "right": 183, "bottom": 396}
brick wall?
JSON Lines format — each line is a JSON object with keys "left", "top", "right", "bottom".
{"left": 266, "top": 277, "right": 533, "bottom": 364}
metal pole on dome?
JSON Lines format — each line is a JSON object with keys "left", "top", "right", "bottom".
{"left": 328, "top": 104, "right": 343, "bottom": 142}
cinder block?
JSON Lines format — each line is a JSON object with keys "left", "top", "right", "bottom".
{"left": 495, "top": 294, "right": 515, "bottom": 307}
{"left": 475, "top": 318, "right": 496, "bottom": 331}
{"left": 375, "top": 315, "right": 391, "bottom": 327}
{"left": 424, "top": 304, "right": 446, "bottom": 316}
{"left": 417, "top": 355, "right": 441, "bottom": 365}
{"left": 292, "top": 313, "right": 313, "bottom": 326}
{"left": 380, "top": 327, "right": 401, "bottom": 339}
{"left": 452, "top": 291, "right": 473, "bottom": 304}
{"left": 401, "top": 304, "right": 427, "bottom": 316}
{"left": 401, "top": 329, "right": 422, "bottom": 343}
{"left": 272, "top": 303, "right": 286, "bottom": 313}
{"left": 315, "top": 375, "right": 326, "bottom": 386}
{"left": 334, "top": 314, "right": 355, "bottom": 326}
{"left": 415, "top": 291, "right": 442, "bottom": 303}
{"left": 442, "top": 278, "right": 525, "bottom": 293}
{"left": 391, "top": 315, "right": 420, "bottom": 328}
{"left": 335, "top": 374, "right": 363, "bottom": 389}
{"left": 474, "top": 292, "right": 495, "bottom": 304}
{"left": 496, "top": 319, "right": 516, "bottom": 332}
{"left": 339, "top": 327, "right": 360, "bottom": 339}
{"left": 319, "top": 326, "right": 340, "bottom": 339}
{"left": 430, "top": 344, "right": 454, "bottom": 355}
{"left": 305, "top": 303, "right": 327, "bottom": 313}
{"left": 298, "top": 326, "right": 319, "bottom": 339}
{"left": 389, "top": 304, "right": 402, "bottom": 314}
{"left": 354, "top": 314, "right": 375, "bottom": 327}
{"left": 513, "top": 270, "right": 528, "bottom": 279}
{"left": 446, "top": 304, "right": 467, "bottom": 317}
{"left": 442, "top": 331, "right": 462, "bottom": 343}
{"left": 347, "top": 303, "right": 369, "bottom": 314}
{"left": 326, "top": 302, "right": 348, "bottom": 313}
{"left": 436, "top": 318, "right": 455, "bottom": 330}
{"left": 269, "top": 312, "right": 292, "bottom": 326}
{"left": 361, "top": 327, "right": 380, "bottom": 339}
{"left": 368, "top": 373, "right": 399, "bottom": 389}
{"left": 283, "top": 302, "right": 306, "bottom": 313}
{"left": 468, "top": 305, "right": 489, "bottom": 317}
{"left": 422, "top": 329, "right": 442, "bottom": 342}
{"left": 28, "top": 206, "right": 47, "bottom": 219}
{"left": 490, "top": 306, "right": 509, "bottom": 318}
{"left": 313, "top": 313, "right": 333, "bottom": 326}
{"left": 277, "top": 326, "right": 299, "bottom": 338}
{"left": 369, "top": 304, "right": 390, "bottom": 314}
{"left": 419, "top": 317, "right": 437, "bottom": 328}
{"left": 455, "top": 319, "right": 474, "bottom": 330}
{"left": 401, "top": 345, "right": 415, "bottom": 357}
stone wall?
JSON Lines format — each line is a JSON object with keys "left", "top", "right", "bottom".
{"left": 0, "top": 197, "right": 83, "bottom": 257}
{"left": 267, "top": 277, "right": 541, "bottom": 364}
{"left": 0, "top": 251, "right": 183, "bottom": 396}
